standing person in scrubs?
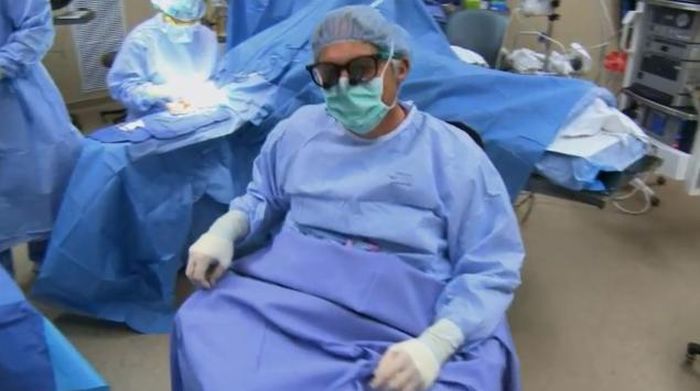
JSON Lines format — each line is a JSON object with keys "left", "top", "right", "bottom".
{"left": 107, "top": 0, "right": 221, "bottom": 120}
{"left": 0, "top": 0, "right": 82, "bottom": 275}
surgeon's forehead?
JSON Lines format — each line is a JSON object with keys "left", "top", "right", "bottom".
{"left": 317, "top": 41, "right": 377, "bottom": 64}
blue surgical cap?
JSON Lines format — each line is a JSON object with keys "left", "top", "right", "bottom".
{"left": 311, "top": 5, "right": 411, "bottom": 60}
{"left": 151, "top": 0, "right": 206, "bottom": 22}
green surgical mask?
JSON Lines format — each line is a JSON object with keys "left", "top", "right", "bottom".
{"left": 323, "top": 53, "right": 396, "bottom": 135}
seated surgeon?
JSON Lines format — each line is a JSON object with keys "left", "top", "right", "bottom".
{"left": 172, "top": 5, "right": 524, "bottom": 391}
{"left": 107, "top": 0, "right": 221, "bottom": 120}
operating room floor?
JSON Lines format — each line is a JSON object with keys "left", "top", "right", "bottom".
{"left": 13, "top": 113, "right": 700, "bottom": 390}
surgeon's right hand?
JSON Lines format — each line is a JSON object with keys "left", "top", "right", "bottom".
{"left": 166, "top": 99, "right": 195, "bottom": 116}
{"left": 186, "top": 233, "right": 235, "bottom": 289}
{"left": 144, "top": 83, "right": 175, "bottom": 101}
{"left": 186, "top": 210, "right": 249, "bottom": 289}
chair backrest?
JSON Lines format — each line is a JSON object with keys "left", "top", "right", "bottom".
{"left": 445, "top": 10, "right": 509, "bottom": 68}
{"left": 447, "top": 121, "right": 485, "bottom": 150}
{"left": 101, "top": 51, "right": 118, "bottom": 69}
{"left": 51, "top": 0, "right": 73, "bottom": 11}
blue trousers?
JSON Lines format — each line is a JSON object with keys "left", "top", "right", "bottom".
{"left": 0, "top": 250, "right": 12, "bottom": 276}
{"left": 1, "top": 240, "right": 48, "bottom": 277}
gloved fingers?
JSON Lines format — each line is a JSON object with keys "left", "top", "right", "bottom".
{"left": 207, "top": 262, "right": 228, "bottom": 287}
{"left": 185, "top": 255, "right": 201, "bottom": 287}
{"left": 371, "top": 349, "right": 410, "bottom": 390}
{"left": 185, "top": 253, "right": 195, "bottom": 278}
{"left": 166, "top": 100, "right": 194, "bottom": 115}
{"left": 185, "top": 252, "right": 202, "bottom": 282}
{"left": 193, "top": 257, "right": 212, "bottom": 289}
{"left": 187, "top": 253, "right": 214, "bottom": 289}
{"left": 387, "top": 367, "right": 422, "bottom": 391}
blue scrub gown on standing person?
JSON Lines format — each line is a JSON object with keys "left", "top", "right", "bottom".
{"left": 0, "top": 0, "right": 82, "bottom": 257}
{"left": 107, "top": 14, "right": 219, "bottom": 120}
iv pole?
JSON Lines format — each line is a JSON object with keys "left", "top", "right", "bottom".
{"left": 542, "top": 0, "right": 561, "bottom": 71}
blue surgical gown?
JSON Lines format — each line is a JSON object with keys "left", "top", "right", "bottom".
{"left": 0, "top": 0, "right": 82, "bottom": 252}
{"left": 231, "top": 102, "right": 525, "bottom": 342}
{"left": 107, "top": 15, "right": 218, "bottom": 120}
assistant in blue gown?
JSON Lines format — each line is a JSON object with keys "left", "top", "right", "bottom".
{"left": 0, "top": 0, "right": 82, "bottom": 262}
{"left": 107, "top": 0, "right": 218, "bottom": 120}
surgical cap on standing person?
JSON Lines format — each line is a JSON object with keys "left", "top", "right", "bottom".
{"left": 107, "top": 3, "right": 218, "bottom": 120}
{"left": 311, "top": 5, "right": 411, "bottom": 60}
{"left": 151, "top": 0, "right": 206, "bottom": 21}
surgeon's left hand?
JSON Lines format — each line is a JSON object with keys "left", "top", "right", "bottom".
{"left": 166, "top": 99, "right": 195, "bottom": 116}
{"left": 371, "top": 339, "right": 437, "bottom": 391}
{"left": 186, "top": 250, "right": 228, "bottom": 289}
{"left": 371, "top": 319, "right": 465, "bottom": 391}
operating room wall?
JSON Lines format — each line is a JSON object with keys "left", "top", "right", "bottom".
{"left": 44, "top": 0, "right": 156, "bottom": 106}
{"left": 504, "top": 0, "right": 622, "bottom": 87}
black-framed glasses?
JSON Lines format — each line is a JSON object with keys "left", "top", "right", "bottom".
{"left": 306, "top": 55, "right": 388, "bottom": 89}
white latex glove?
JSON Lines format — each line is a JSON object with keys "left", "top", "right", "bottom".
{"left": 371, "top": 319, "right": 464, "bottom": 391}
{"left": 166, "top": 99, "right": 196, "bottom": 116}
{"left": 178, "top": 81, "right": 228, "bottom": 110}
{"left": 186, "top": 210, "right": 249, "bottom": 289}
